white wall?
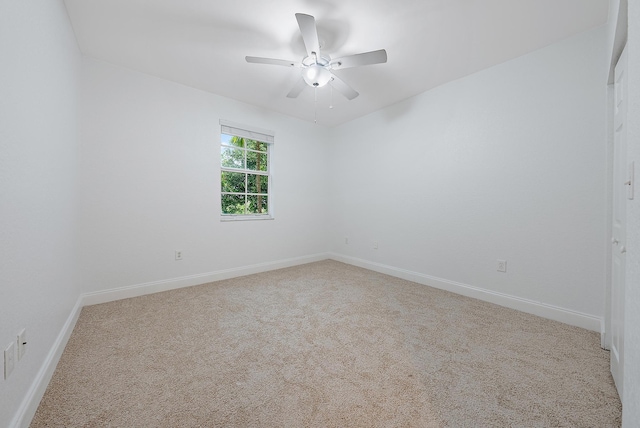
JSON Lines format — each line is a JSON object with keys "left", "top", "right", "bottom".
{"left": 2, "top": 2, "right": 633, "bottom": 425}
{"left": 0, "top": 1, "right": 81, "bottom": 426}
{"left": 78, "top": 58, "right": 330, "bottom": 294}
{"left": 328, "top": 26, "right": 609, "bottom": 326}
{"left": 623, "top": 1, "right": 640, "bottom": 425}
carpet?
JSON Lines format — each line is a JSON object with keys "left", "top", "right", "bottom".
{"left": 31, "top": 260, "right": 621, "bottom": 427}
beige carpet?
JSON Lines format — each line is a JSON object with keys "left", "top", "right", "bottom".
{"left": 32, "top": 260, "right": 621, "bottom": 427}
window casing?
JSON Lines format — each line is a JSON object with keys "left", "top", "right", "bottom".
{"left": 220, "top": 121, "right": 273, "bottom": 220}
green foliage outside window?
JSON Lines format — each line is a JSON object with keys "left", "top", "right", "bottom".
{"left": 221, "top": 135, "right": 269, "bottom": 215}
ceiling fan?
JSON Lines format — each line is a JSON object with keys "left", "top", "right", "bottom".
{"left": 246, "top": 13, "right": 387, "bottom": 101}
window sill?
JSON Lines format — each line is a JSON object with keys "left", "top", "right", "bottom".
{"left": 220, "top": 215, "right": 274, "bottom": 222}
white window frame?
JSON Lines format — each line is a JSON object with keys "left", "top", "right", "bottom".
{"left": 220, "top": 120, "right": 274, "bottom": 221}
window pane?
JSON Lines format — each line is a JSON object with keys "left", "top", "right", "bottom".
{"left": 225, "top": 135, "right": 245, "bottom": 148}
{"left": 221, "top": 147, "right": 245, "bottom": 169}
{"left": 221, "top": 171, "right": 246, "bottom": 193}
{"left": 246, "top": 151, "right": 267, "bottom": 172}
{"left": 256, "top": 152, "right": 268, "bottom": 171}
{"left": 221, "top": 133, "right": 234, "bottom": 146}
{"left": 247, "top": 173, "right": 268, "bottom": 194}
{"left": 221, "top": 126, "right": 271, "bottom": 219}
{"left": 221, "top": 194, "right": 246, "bottom": 214}
{"left": 246, "top": 140, "right": 267, "bottom": 152}
{"left": 247, "top": 195, "right": 268, "bottom": 214}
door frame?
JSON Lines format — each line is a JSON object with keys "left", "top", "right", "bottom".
{"left": 603, "top": 81, "right": 614, "bottom": 351}
{"left": 607, "top": 44, "right": 628, "bottom": 398}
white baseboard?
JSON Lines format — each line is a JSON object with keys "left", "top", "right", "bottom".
{"left": 10, "top": 297, "right": 84, "bottom": 428}
{"left": 329, "top": 252, "right": 603, "bottom": 332}
{"left": 81, "top": 253, "right": 330, "bottom": 306}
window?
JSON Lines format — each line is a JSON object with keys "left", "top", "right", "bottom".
{"left": 220, "top": 121, "right": 273, "bottom": 220}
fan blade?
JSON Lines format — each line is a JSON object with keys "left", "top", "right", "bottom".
{"left": 329, "top": 74, "right": 359, "bottom": 100}
{"left": 286, "top": 78, "right": 307, "bottom": 98}
{"left": 246, "top": 56, "right": 299, "bottom": 67}
{"left": 295, "top": 13, "right": 320, "bottom": 57}
{"left": 330, "top": 49, "right": 387, "bottom": 69}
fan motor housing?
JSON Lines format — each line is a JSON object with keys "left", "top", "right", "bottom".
{"left": 302, "top": 54, "right": 330, "bottom": 67}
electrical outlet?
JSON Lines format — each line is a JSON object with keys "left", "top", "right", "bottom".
{"left": 497, "top": 260, "right": 507, "bottom": 273}
{"left": 17, "top": 329, "right": 26, "bottom": 361}
{"left": 373, "top": 241, "right": 378, "bottom": 250}
{"left": 175, "top": 250, "right": 183, "bottom": 261}
{"left": 4, "top": 342, "right": 15, "bottom": 379}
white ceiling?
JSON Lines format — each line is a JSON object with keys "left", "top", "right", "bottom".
{"left": 63, "top": 0, "right": 609, "bottom": 127}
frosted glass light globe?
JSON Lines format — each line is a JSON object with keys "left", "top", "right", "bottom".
{"left": 302, "top": 65, "right": 332, "bottom": 87}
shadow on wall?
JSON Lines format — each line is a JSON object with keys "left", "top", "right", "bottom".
{"left": 380, "top": 95, "right": 416, "bottom": 124}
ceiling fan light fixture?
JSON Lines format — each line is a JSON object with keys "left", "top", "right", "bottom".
{"left": 302, "top": 65, "right": 332, "bottom": 87}
{"left": 246, "top": 13, "right": 386, "bottom": 103}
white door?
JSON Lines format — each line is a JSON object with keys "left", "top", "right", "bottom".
{"left": 611, "top": 45, "right": 627, "bottom": 398}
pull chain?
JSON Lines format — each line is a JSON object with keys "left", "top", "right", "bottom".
{"left": 314, "top": 86, "right": 318, "bottom": 124}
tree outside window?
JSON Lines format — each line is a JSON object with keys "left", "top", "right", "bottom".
{"left": 221, "top": 133, "right": 270, "bottom": 216}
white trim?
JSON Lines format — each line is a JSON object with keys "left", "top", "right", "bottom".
{"left": 219, "top": 119, "right": 275, "bottom": 143}
{"left": 220, "top": 215, "right": 274, "bottom": 222}
{"left": 81, "top": 253, "right": 329, "bottom": 306}
{"left": 9, "top": 297, "right": 84, "bottom": 428}
{"left": 602, "top": 82, "right": 615, "bottom": 351}
{"left": 329, "top": 252, "right": 603, "bottom": 332}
